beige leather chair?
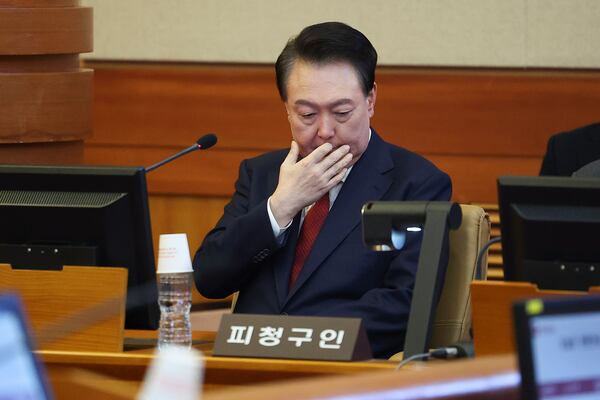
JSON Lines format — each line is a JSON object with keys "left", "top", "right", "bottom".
{"left": 429, "top": 204, "right": 490, "bottom": 348}
{"left": 389, "top": 204, "right": 490, "bottom": 360}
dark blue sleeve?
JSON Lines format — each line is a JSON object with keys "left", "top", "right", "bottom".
{"left": 193, "top": 159, "right": 280, "bottom": 298}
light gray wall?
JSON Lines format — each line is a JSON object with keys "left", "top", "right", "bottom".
{"left": 83, "top": 0, "right": 600, "bottom": 68}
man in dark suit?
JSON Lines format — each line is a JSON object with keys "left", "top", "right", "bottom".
{"left": 540, "top": 122, "right": 600, "bottom": 176}
{"left": 193, "top": 22, "right": 451, "bottom": 358}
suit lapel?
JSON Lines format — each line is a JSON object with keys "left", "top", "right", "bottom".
{"left": 284, "top": 131, "right": 394, "bottom": 304}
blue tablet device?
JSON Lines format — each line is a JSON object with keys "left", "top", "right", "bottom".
{"left": 513, "top": 295, "right": 600, "bottom": 400}
{"left": 0, "top": 294, "right": 53, "bottom": 399}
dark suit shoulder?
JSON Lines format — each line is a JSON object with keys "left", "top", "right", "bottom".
{"left": 370, "top": 134, "right": 451, "bottom": 200}
{"left": 541, "top": 122, "right": 600, "bottom": 176}
{"left": 550, "top": 123, "right": 600, "bottom": 154}
{"left": 244, "top": 148, "right": 289, "bottom": 169}
{"left": 385, "top": 141, "right": 449, "bottom": 182}
{"left": 238, "top": 149, "right": 288, "bottom": 181}
{"left": 553, "top": 122, "right": 600, "bottom": 144}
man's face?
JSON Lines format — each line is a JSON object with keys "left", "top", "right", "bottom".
{"left": 284, "top": 61, "right": 376, "bottom": 164}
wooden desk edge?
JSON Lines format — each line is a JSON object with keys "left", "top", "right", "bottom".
{"left": 37, "top": 348, "right": 395, "bottom": 373}
{"left": 204, "top": 354, "right": 520, "bottom": 400}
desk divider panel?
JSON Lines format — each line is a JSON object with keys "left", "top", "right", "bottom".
{"left": 0, "top": 263, "right": 127, "bottom": 352}
{"left": 471, "top": 281, "right": 600, "bottom": 356}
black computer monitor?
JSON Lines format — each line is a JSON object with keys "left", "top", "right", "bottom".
{"left": 0, "top": 164, "right": 159, "bottom": 330}
{"left": 498, "top": 175, "right": 600, "bottom": 291}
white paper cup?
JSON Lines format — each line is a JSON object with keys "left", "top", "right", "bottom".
{"left": 157, "top": 233, "right": 193, "bottom": 274}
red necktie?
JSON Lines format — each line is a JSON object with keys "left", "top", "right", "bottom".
{"left": 288, "top": 193, "right": 330, "bottom": 289}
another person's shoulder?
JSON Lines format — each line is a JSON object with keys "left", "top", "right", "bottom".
{"left": 541, "top": 122, "right": 600, "bottom": 176}
{"left": 549, "top": 122, "right": 600, "bottom": 149}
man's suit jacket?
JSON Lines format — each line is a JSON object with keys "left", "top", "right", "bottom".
{"left": 193, "top": 130, "right": 452, "bottom": 358}
{"left": 540, "top": 123, "right": 600, "bottom": 176}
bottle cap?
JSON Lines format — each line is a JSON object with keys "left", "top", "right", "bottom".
{"left": 156, "top": 233, "right": 193, "bottom": 274}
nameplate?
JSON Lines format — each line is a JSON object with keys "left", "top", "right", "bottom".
{"left": 213, "top": 314, "right": 372, "bottom": 361}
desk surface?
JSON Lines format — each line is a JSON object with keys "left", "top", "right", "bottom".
{"left": 39, "top": 330, "right": 397, "bottom": 392}
{"left": 204, "top": 354, "right": 520, "bottom": 400}
{"left": 39, "top": 334, "right": 519, "bottom": 400}
{"left": 38, "top": 330, "right": 521, "bottom": 399}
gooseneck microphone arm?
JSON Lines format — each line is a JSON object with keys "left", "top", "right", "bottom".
{"left": 145, "top": 144, "right": 198, "bottom": 173}
{"left": 145, "top": 133, "right": 218, "bottom": 173}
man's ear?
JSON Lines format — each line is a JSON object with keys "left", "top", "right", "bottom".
{"left": 367, "top": 82, "right": 377, "bottom": 117}
{"left": 284, "top": 102, "right": 292, "bottom": 121}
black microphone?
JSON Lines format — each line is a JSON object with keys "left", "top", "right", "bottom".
{"left": 145, "top": 133, "right": 218, "bottom": 173}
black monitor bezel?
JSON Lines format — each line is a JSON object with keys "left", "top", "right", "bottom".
{"left": 498, "top": 175, "right": 600, "bottom": 291}
{"left": 0, "top": 164, "right": 159, "bottom": 330}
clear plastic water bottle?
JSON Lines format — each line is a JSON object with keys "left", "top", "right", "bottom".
{"left": 158, "top": 272, "right": 192, "bottom": 350}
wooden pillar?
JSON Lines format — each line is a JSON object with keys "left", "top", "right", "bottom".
{"left": 0, "top": 0, "right": 93, "bottom": 164}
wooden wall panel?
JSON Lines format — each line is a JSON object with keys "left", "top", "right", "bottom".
{"left": 0, "top": 4, "right": 92, "bottom": 55}
{"left": 89, "top": 64, "right": 290, "bottom": 151}
{"left": 374, "top": 69, "right": 600, "bottom": 157}
{"left": 84, "top": 145, "right": 261, "bottom": 196}
{"left": 0, "top": 0, "right": 93, "bottom": 163}
{"left": 84, "top": 62, "right": 600, "bottom": 300}
{"left": 0, "top": 70, "right": 93, "bottom": 143}
{"left": 148, "top": 195, "right": 229, "bottom": 304}
{"left": 0, "top": 141, "right": 84, "bottom": 165}
{"left": 148, "top": 195, "right": 228, "bottom": 259}
{"left": 85, "top": 62, "right": 600, "bottom": 203}
{"left": 429, "top": 154, "right": 542, "bottom": 204}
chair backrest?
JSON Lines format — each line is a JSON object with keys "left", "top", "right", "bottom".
{"left": 429, "top": 204, "right": 490, "bottom": 348}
